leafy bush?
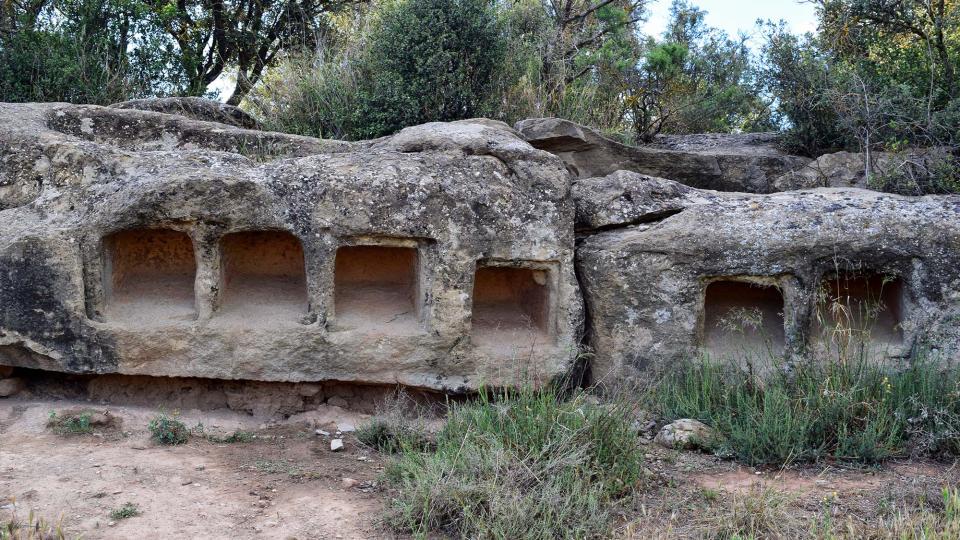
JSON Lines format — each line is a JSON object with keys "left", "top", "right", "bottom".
{"left": 47, "top": 410, "right": 94, "bottom": 436}
{"left": 250, "top": 0, "right": 506, "bottom": 140}
{"left": 148, "top": 413, "right": 189, "bottom": 445}
{"left": 380, "top": 386, "right": 643, "bottom": 539}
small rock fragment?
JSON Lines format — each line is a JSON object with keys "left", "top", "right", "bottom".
{"left": 330, "top": 438, "right": 344, "bottom": 452}
{"left": 341, "top": 477, "right": 359, "bottom": 488}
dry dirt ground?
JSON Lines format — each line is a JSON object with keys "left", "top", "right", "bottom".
{"left": 0, "top": 399, "right": 388, "bottom": 539}
{"left": 3, "top": 396, "right": 960, "bottom": 539}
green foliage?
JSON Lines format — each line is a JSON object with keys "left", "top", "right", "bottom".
{"left": 249, "top": 0, "right": 506, "bottom": 140}
{"left": 759, "top": 24, "right": 851, "bottom": 156}
{"left": 204, "top": 429, "right": 255, "bottom": 443}
{"left": 356, "top": 418, "right": 429, "bottom": 454}
{"left": 381, "top": 386, "right": 643, "bottom": 539}
{"left": 148, "top": 413, "right": 189, "bottom": 445}
{"left": 624, "top": 1, "right": 771, "bottom": 141}
{"left": 109, "top": 502, "right": 140, "bottom": 520}
{"left": 47, "top": 410, "right": 94, "bottom": 436}
{"left": 656, "top": 354, "right": 960, "bottom": 466}
{"left": 350, "top": 0, "right": 505, "bottom": 139}
{"left": 0, "top": 0, "right": 157, "bottom": 103}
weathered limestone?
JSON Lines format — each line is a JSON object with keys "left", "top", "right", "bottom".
{"left": 576, "top": 171, "right": 960, "bottom": 382}
{"left": 0, "top": 102, "right": 582, "bottom": 391}
{"left": 515, "top": 118, "right": 811, "bottom": 193}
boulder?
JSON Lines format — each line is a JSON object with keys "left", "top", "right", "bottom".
{"left": 110, "top": 97, "right": 261, "bottom": 130}
{"left": 773, "top": 148, "right": 956, "bottom": 193}
{"left": 0, "top": 377, "right": 24, "bottom": 397}
{"left": 576, "top": 171, "right": 960, "bottom": 381}
{"left": 654, "top": 419, "right": 717, "bottom": 450}
{"left": 516, "top": 118, "right": 810, "bottom": 193}
{"left": 0, "top": 103, "right": 582, "bottom": 392}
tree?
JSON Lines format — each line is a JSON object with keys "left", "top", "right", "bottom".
{"left": 817, "top": 0, "right": 958, "bottom": 99}
{"left": 144, "top": 0, "right": 347, "bottom": 104}
{"left": 623, "top": 1, "right": 767, "bottom": 141}
{"left": 346, "top": 0, "right": 506, "bottom": 139}
{"left": 0, "top": 0, "right": 165, "bottom": 103}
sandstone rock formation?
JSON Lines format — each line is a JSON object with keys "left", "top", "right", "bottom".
{"left": 110, "top": 97, "right": 261, "bottom": 130}
{"left": 0, "top": 102, "right": 582, "bottom": 391}
{"left": 576, "top": 171, "right": 960, "bottom": 381}
{"left": 772, "top": 148, "right": 956, "bottom": 192}
{"left": 516, "top": 118, "right": 811, "bottom": 193}
{"left": 2, "top": 100, "right": 959, "bottom": 394}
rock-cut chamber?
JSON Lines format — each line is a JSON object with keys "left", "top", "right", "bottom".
{"left": 702, "top": 280, "right": 786, "bottom": 360}
{"left": 102, "top": 228, "right": 197, "bottom": 323}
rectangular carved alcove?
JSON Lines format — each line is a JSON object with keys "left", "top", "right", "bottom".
{"left": 702, "top": 280, "right": 785, "bottom": 359}
{"left": 102, "top": 229, "right": 196, "bottom": 323}
{"left": 218, "top": 231, "right": 308, "bottom": 322}
{"left": 815, "top": 274, "right": 904, "bottom": 347}
{"left": 334, "top": 245, "right": 420, "bottom": 333}
{"left": 471, "top": 265, "right": 552, "bottom": 350}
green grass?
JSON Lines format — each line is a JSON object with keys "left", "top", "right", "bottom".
{"left": 655, "top": 353, "right": 960, "bottom": 466}
{"left": 377, "top": 386, "right": 644, "bottom": 539}
{"left": 109, "top": 502, "right": 140, "bottom": 520}
{"left": 148, "top": 413, "right": 189, "bottom": 445}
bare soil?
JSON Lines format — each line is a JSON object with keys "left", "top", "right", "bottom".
{"left": 0, "top": 399, "right": 387, "bottom": 539}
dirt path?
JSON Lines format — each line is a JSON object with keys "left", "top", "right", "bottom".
{"left": 0, "top": 400, "right": 387, "bottom": 539}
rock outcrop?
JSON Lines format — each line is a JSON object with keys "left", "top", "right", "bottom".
{"left": 516, "top": 118, "right": 811, "bottom": 193}
{"left": 2, "top": 101, "right": 959, "bottom": 393}
{"left": 576, "top": 171, "right": 960, "bottom": 382}
{"left": 110, "top": 97, "right": 261, "bottom": 130}
{"left": 772, "top": 148, "right": 956, "bottom": 192}
{"left": 0, "top": 102, "right": 582, "bottom": 391}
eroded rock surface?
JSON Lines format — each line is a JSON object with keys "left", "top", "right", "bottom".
{"left": 576, "top": 171, "right": 960, "bottom": 382}
{"left": 0, "top": 103, "right": 582, "bottom": 391}
{"left": 516, "top": 118, "right": 811, "bottom": 193}
{"left": 110, "top": 97, "right": 261, "bottom": 130}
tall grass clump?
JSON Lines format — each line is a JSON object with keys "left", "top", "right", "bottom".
{"left": 380, "top": 386, "right": 644, "bottom": 539}
{"left": 656, "top": 353, "right": 960, "bottom": 466}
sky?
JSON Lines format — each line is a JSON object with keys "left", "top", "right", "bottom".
{"left": 641, "top": 0, "right": 819, "bottom": 45}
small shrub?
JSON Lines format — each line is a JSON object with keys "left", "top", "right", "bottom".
{"left": 356, "top": 392, "right": 433, "bottom": 453}
{"left": 356, "top": 418, "right": 428, "bottom": 454}
{"left": 207, "top": 430, "right": 255, "bottom": 444}
{"left": 148, "top": 413, "right": 189, "bottom": 445}
{"left": 47, "top": 411, "right": 93, "bottom": 436}
{"left": 381, "top": 386, "right": 644, "bottom": 539}
{"left": 109, "top": 502, "right": 140, "bottom": 520}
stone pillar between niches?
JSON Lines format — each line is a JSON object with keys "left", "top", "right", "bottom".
{"left": 193, "top": 224, "right": 219, "bottom": 321}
